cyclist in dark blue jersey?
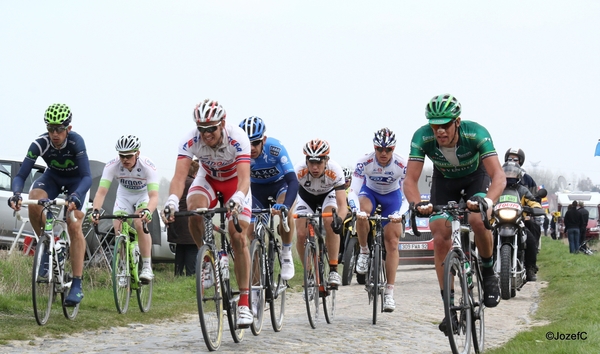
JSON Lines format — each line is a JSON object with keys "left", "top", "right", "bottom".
{"left": 8, "top": 103, "right": 92, "bottom": 306}
{"left": 239, "top": 116, "right": 299, "bottom": 280}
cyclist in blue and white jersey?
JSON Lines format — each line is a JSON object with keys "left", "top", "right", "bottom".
{"left": 348, "top": 127, "right": 407, "bottom": 312}
{"left": 90, "top": 135, "right": 160, "bottom": 282}
{"left": 8, "top": 103, "right": 92, "bottom": 306}
{"left": 239, "top": 116, "right": 299, "bottom": 280}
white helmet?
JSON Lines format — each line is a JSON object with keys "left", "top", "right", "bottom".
{"left": 193, "top": 99, "right": 226, "bottom": 123}
{"left": 115, "top": 135, "right": 141, "bottom": 152}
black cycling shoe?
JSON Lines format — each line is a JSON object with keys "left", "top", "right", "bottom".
{"left": 526, "top": 268, "right": 537, "bottom": 282}
{"left": 483, "top": 274, "right": 501, "bottom": 308}
{"left": 438, "top": 309, "right": 458, "bottom": 336}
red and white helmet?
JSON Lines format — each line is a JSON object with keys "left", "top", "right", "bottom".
{"left": 303, "top": 139, "right": 330, "bottom": 160}
{"left": 193, "top": 99, "right": 226, "bottom": 123}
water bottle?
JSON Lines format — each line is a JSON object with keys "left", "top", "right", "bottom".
{"left": 54, "top": 236, "right": 66, "bottom": 268}
{"left": 349, "top": 199, "right": 357, "bottom": 210}
{"left": 219, "top": 251, "right": 229, "bottom": 280}
{"left": 464, "top": 261, "right": 473, "bottom": 288}
{"left": 133, "top": 244, "right": 140, "bottom": 264}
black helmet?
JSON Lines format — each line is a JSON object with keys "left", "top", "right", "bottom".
{"left": 504, "top": 147, "right": 525, "bottom": 166}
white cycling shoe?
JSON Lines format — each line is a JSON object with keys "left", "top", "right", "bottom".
{"left": 356, "top": 253, "right": 369, "bottom": 274}
{"left": 281, "top": 252, "right": 295, "bottom": 280}
{"left": 237, "top": 305, "right": 253, "bottom": 327}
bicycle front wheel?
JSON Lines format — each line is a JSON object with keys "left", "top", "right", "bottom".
{"left": 471, "top": 257, "right": 485, "bottom": 353}
{"left": 443, "top": 250, "right": 472, "bottom": 354}
{"left": 136, "top": 248, "right": 153, "bottom": 313}
{"left": 112, "top": 235, "right": 131, "bottom": 314}
{"left": 249, "top": 239, "right": 265, "bottom": 336}
{"left": 32, "top": 237, "right": 53, "bottom": 326}
{"left": 371, "top": 243, "right": 381, "bottom": 325}
{"left": 196, "top": 245, "right": 223, "bottom": 351}
{"left": 303, "top": 242, "right": 319, "bottom": 329}
{"left": 342, "top": 235, "right": 357, "bottom": 286}
{"left": 269, "top": 240, "right": 286, "bottom": 332}
{"left": 61, "top": 245, "right": 79, "bottom": 320}
{"left": 322, "top": 251, "right": 336, "bottom": 324}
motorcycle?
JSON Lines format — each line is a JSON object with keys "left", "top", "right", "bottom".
{"left": 492, "top": 187, "right": 547, "bottom": 300}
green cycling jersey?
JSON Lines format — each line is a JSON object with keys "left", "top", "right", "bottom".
{"left": 408, "top": 120, "right": 498, "bottom": 179}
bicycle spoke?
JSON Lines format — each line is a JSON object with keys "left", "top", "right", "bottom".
{"left": 112, "top": 236, "right": 131, "bottom": 314}
{"left": 269, "top": 239, "right": 286, "bottom": 332}
{"left": 196, "top": 245, "right": 223, "bottom": 351}
{"left": 32, "top": 239, "right": 53, "bottom": 326}
{"left": 443, "top": 251, "right": 472, "bottom": 354}
{"left": 249, "top": 239, "right": 265, "bottom": 336}
{"left": 303, "top": 243, "right": 319, "bottom": 329}
{"left": 471, "top": 258, "right": 485, "bottom": 353}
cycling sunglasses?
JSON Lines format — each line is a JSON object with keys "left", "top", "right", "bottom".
{"left": 197, "top": 122, "right": 221, "bottom": 134}
{"left": 375, "top": 147, "right": 393, "bottom": 153}
{"left": 47, "top": 125, "right": 68, "bottom": 133}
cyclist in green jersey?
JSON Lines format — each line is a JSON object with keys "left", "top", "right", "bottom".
{"left": 403, "top": 94, "right": 506, "bottom": 334}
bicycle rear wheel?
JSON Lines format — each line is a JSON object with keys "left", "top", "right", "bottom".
{"left": 32, "top": 237, "right": 53, "bottom": 326}
{"left": 249, "top": 239, "right": 265, "bottom": 336}
{"left": 136, "top": 245, "right": 153, "bottom": 313}
{"left": 371, "top": 243, "right": 381, "bottom": 325}
{"left": 443, "top": 250, "right": 472, "bottom": 354}
{"left": 269, "top": 239, "right": 286, "bottom": 332}
{"left": 342, "top": 236, "right": 358, "bottom": 285}
{"left": 61, "top": 245, "right": 79, "bottom": 320}
{"left": 196, "top": 245, "right": 223, "bottom": 351}
{"left": 303, "top": 242, "right": 319, "bottom": 329}
{"left": 322, "top": 251, "right": 336, "bottom": 324}
{"left": 112, "top": 235, "right": 131, "bottom": 314}
{"left": 470, "top": 257, "right": 485, "bottom": 353}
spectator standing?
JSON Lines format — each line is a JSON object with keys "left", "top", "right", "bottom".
{"left": 167, "top": 160, "right": 200, "bottom": 276}
{"left": 577, "top": 200, "right": 589, "bottom": 249}
{"left": 564, "top": 201, "right": 583, "bottom": 253}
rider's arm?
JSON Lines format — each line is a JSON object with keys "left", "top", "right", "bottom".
{"left": 235, "top": 161, "right": 251, "bottom": 196}
{"left": 403, "top": 160, "right": 424, "bottom": 204}
{"left": 147, "top": 189, "right": 159, "bottom": 214}
{"left": 168, "top": 157, "right": 193, "bottom": 201}
{"left": 72, "top": 137, "right": 93, "bottom": 201}
{"left": 334, "top": 186, "right": 348, "bottom": 221}
{"left": 92, "top": 185, "right": 109, "bottom": 211}
{"left": 481, "top": 156, "right": 506, "bottom": 202}
{"left": 282, "top": 171, "right": 299, "bottom": 209}
{"left": 12, "top": 158, "right": 36, "bottom": 194}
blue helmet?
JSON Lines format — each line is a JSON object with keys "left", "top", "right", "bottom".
{"left": 239, "top": 116, "right": 266, "bottom": 142}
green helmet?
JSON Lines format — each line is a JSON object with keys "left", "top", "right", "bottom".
{"left": 425, "top": 94, "right": 461, "bottom": 125}
{"left": 44, "top": 103, "right": 72, "bottom": 126}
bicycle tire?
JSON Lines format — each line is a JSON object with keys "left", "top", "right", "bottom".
{"left": 443, "top": 250, "right": 472, "bottom": 354}
{"left": 61, "top": 245, "right": 80, "bottom": 320}
{"left": 371, "top": 243, "right": 381, "bottom": 325}
{"left": 32, "top": 237, "right": 53, "bottom": 326}
{"left": 303, "top": 242, "right": 319, "bottom": 329}
{"left": 322, "top": 250, "right": 336, "bottom": 324}
{"left": 499, "top": 244, "right": 512, "bottom": 300}
{"left": 223, "top": 258, "right": 245, "bottom": 343}
{"left": 249, "top": 239, "right": 265, "bottom": 336}
{"left": 196, "top": 245, "right": 223, "bottom": 351}
{"left": 470, "top": 257, "right": 485, "bottom": 353}
{"left": 342, "top": 236, "right": 358, "bottom": 286}
{"left": 269, "top": 238, "right": 286, "bottom": 332}
{"left": 112, "top": 235, "right": 131, "bottom": 314}
{"left": 136, "top": 244, "right": 153, "bottom": 313}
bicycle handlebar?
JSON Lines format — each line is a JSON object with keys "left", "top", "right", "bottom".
{"left": 15, "top": 198, "right": 77, "bottom": 222}
{"left": 94, "top": 214, "right": 149, "bottom": 235}
{"left": 168, "top": 203, "right": 242, "bottom": 233}
{"left": 293, "top": 211, "right": 334, "bottom": 219}
{"left": 252, "top": 205, "right": 290, "bottom": 233}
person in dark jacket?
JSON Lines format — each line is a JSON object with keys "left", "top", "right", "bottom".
{"left": 577, "top": 201, "right": 590, "bottom": 249}
{"left": 564, "top": 201, "right": 583, "bottom": 253}
{"left": 167, "top": 159, "right": 200, "bottom": 276}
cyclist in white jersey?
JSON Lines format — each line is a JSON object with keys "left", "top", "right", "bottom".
{"left": 162, "top": 99, "right": 253, "bottom": 327}
{"left": 91, "top": 135, "right": 159, "bottom": 281}
{"left": 294, "top": 139, "right": 348, "bottom": 286}
{"left": 348, "top": 128, "right": 407, "bottom": 312}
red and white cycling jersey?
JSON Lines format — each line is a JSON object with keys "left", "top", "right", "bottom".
{"left": 295, "top": 159, "right": 345, "bottom": 196}
{"left": 177, "top": 122, "right": 251, "bottom": 181}
{"left": 99, "top": 155, "right": 160, "bottom": 194}
{"left": 349, "top": 152, "right": 407, "bottom": 195}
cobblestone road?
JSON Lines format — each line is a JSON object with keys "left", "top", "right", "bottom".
{"left": 3, "top": 264, "right": 545, "bottom": 354}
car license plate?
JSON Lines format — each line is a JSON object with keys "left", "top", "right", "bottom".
{"left": 399, "top": 243, "right": 428, "bottom": 250}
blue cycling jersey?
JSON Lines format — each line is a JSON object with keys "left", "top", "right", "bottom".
{"left": 250, "top": 137, "right": 295, "bottom": 184}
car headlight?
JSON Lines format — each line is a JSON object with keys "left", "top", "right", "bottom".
{"left": 498, "top": 209, "right": 518, "bottom": 221}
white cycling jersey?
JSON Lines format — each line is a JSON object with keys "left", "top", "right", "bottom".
{"left": 99, "top": 155, "right": 160, "bottom": 194}
{"left": 177, "top": 122, "right": 251, "bottom": 181}
{"left": 348, "top": 152, "right": 407, "bottom": 202}
{"left": 295, "top": 159, "right": 345, "bottom": 196}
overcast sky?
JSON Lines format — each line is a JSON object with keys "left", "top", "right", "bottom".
{"left": 2, "top": 1, "right": 599, "bottom": 187}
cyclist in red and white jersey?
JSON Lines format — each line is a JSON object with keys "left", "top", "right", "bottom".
{"left": 90, "top": 135, "right": 159, "bottom": 282}
{"left": 162, "top": 99, "right": 253, "bottom": 327}
{"left": 294, "top": 139, "right": 347, "bottom": 286}
{"left": 348, "top": 127, "right": 407, "bottom": 312}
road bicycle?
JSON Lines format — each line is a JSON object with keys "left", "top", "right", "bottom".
{"left": 339, "top": 210, "right": 359, "bottom": 286}
{"left": 294, "top": 208, "right": 338, "bottom": 329}
{"left": 411, "top": 200, "right": 488, "bottom": 354}
{"left": 248, "top": 198, "right": 290, "bottom": 335}
{"left": 16, "top": 198, "right": 78, "bottom": 326}
{"left": 363, "top": 206, "right": 401, "bottom": 325}
{"left": 167, "top": 193, "right": 244, "bottom": 351}
{"left": 93, "top": 213, "right": 152, "bottom": 314}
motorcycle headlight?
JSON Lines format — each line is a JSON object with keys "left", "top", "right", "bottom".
{"left": 498, "top": 209, "right": 518, "bottom": 221}
{"left": 590, "top": 227, "right": 599, "bottom": 232}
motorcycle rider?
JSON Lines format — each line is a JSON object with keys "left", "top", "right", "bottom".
{"left": 501, "top": 161, "right": 543, "bottom": 281}
{"left": 504, "top": 147, "right": 542, "bottom": 279}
